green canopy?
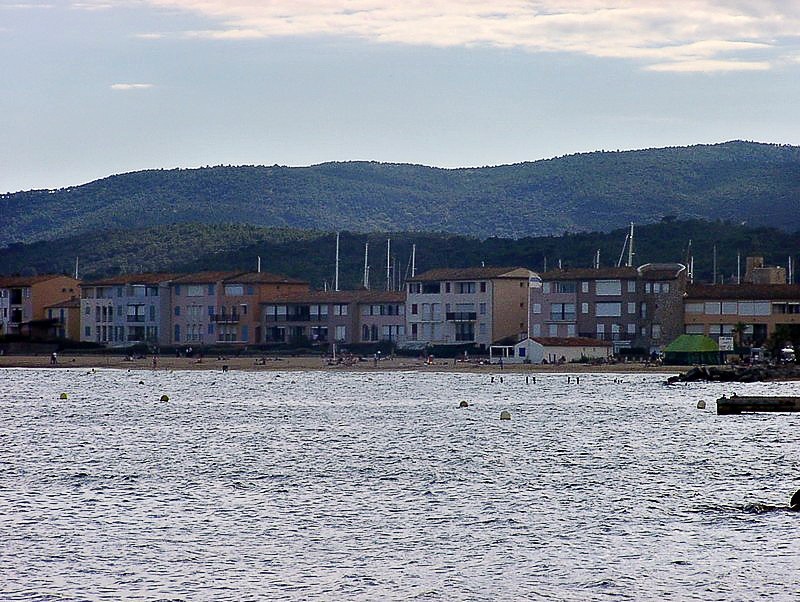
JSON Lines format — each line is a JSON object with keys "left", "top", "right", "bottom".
{"left": 664, "top": 334, "right": 720, "bottom": 365}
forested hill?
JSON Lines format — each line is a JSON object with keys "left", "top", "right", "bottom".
{"left": 2, "top": 141, "right": 800, "bottom": 245}
{"left": 1, "top": 219, "right": 797, "bottom": 288}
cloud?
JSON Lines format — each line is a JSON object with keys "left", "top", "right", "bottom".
{"left": 1, "top": 3, "right": 55, "bottom": 8}
{"left": 140, "top": 0, "right": 800, "bottom": 72}
{"left": 110, "top": 83, "right": 154, "bottom": 90}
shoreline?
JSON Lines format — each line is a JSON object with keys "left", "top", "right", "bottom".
{"left": 0, "top": 353, "right": 676, "bottom": 374}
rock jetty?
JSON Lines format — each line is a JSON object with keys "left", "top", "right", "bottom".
{"left": 667, "top": 365, "right": 800, "bottom": 384}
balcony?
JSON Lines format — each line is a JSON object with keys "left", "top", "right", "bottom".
{"left": 126, "top": 315, "right": 145, "bottom": 323}
{"left": 446, "top": 312, "right": 477, "bottom": 322}
{"left": 212, "top": 313, "right": 240, "bottom": 323}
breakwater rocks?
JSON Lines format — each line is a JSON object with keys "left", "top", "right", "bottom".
{"left": 667, "top": 365, "right": 800, "bottom": 384}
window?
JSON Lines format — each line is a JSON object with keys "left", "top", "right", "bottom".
{"left": 627, "top": 302, "right": 636, "bottom": 314}
{"left": 596, "top": 324, "right": 605, "bottom": 335}
{"left": 208, "top": 306, "right": 215, "bottom": 316}
{"left": 722, "top": 302, "right": 737, "bottom": 315}
{"left": 457, "top": 282, "right": 476, "bottom": 294}
{"left": 581, "top": 302, "right": 589, "bottom": 314}
{"left": 542, "top": 283, "right": 551, "bottom": 294}
{"left": 532, "top": 324, "right": 541, "bottom": 336}
{"left": 652, "top": 324, "right": 662, "bottom": 339}
{"left": 174, "top": 285, "right": 181, "bottom": 295}
{"left": 596, "top": 303, "right": 621, "bottom": 317}
{"left": 550, "top": 303, "right": 576, "bottom": 321}
{"left": 224, "top": 284, "right": 244, "bottom": 296}
{"left": 334, "top": 304, "right": 348, "bottom": 316}
{"left": 84, "top": 305, "right": 90, "bottom": 316}
{"left": 581, "top": 282, "right": 589, "bottom": 293}
{"left": 518, "top": 347, "right": 526, "bottom": 357}
{"left": 208, "top": 324, "right": 214, "bottom": 335}
{"left": 85, "top": 326, "right": 91, "bottom": 337}
{"left": 335, "top": 325, "right": 346, "bottom": 341}
{"left": 208, "top": 284, "right": 215, "bottom": 296}
{"left": 480, "top": 322, "right": 487, "bottom": 335}
{"left": 411, "top": 304, "right": 418, "bottom": 315}
{"left": 548, "top": 324, "right": 558, "bottom": 336}
{"left": 445, "top": 282, "right": 451, "bottom": 293}
{"left": 531, "top": 303, "right": 540, "bottom": 315}
{"left": 421, "top": 283, "right": 440, "bottom": 294}
{"left": 640, "top": 303, "right": 647, "bottom": 319}
{"left": 480, "top": 282, "right": 487, "bottom": 293}
{"left": 408, "top": 283, "right": 421, "bottom": 294}
{"left": 567, "top": 324, "right": 576, "bottom": 337}
{"left": 686, "top": 302, "right": 704, "bottom": 314}
{"left": 627, "top": 280, "right": 636, "bottom": 293}
{"left": 596, "top": 280, "right": 622, "bottom": 296}
{"left": 246, "top": 286, "right": 255, "bottom": 295}
{"left": 553, "top": 281, "right": 576, "bottom": 294}
{"left": 174, "top": 325, "right": 180, "bottom": 342}
{"left": 627, "top": 323, "right": 636, "bottom": 334}
{"left": 686, "top": 324, "right": 705, "bottom": 334}
{"left": 149, "top": 305, "right": 156, "bottom": 321}
{"left": 645, "top": 283, "right": 652, "bottom": 293}
{"left": 705, "top": 302, "right": 721, "bottom": 315}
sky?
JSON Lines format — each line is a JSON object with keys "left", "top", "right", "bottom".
{"left": 2, "top": 0, "right": 800, "bottom": 193}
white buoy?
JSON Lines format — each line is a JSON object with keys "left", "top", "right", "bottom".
{"left": 500, "top": 410, "right": 511, "bottom": 420}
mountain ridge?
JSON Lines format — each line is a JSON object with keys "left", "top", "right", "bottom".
{"left": 2, "top": 140, "right": 799, "bottom": 245}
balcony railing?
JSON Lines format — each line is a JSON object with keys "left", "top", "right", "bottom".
{"left": 126, "top": 315, "right": 145, "bottom": 323}
{"left": 446, "top": 312, "right": 477, "bottom": 322}
{"left": 212, "top": 313, "right": 240, "bottom": 323}
{"left": 579, "top": 332, "right": 631, "bottom": 342}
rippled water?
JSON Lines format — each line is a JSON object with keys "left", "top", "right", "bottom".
{"left": 3, "top": 367, "right": 800, "bottom": 600}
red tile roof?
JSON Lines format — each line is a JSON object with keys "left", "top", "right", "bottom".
{"left": 81, "top": 273, "right": 177, "bottom": 286}
{"left": 532, "top": 337, "right": 613, "bottom": 347}
{"left": 223, "top": 271, "right": 307, "bottom": 285}
{"left": 540, "top": 267, "right": 638, "bottom": 281}
{"left": 408, "top": 267, "right": 532, "bottom": 281}
{"left": 0, "top": 275, "right": 77, "bottom": 287}
{"left": 686, "top": 284, "right": 800, "bottom": 300}
{"left": 170, "top": 271, "right": 245, "bottom": 284}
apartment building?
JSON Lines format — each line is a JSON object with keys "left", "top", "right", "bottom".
{"left": 406, "top": 267, "right": 535, "bottom": 351}
{"left": 684, "top": 284, "right": 800, "bottom": 347}
{"left": 80, "top": 274, "right": 174, "bottom": 346}
{"left": 530, "top": 263, "right": 687, "bottom": 352}
{"left": 170, "top": 271, "right": 308, "bottom": 345}
{"left": 45, "top": 298, "right": 81, "bottom": 340}
{"left": 216, "top": 272, "right": 308, "bottom": 344}
{"left": 262, "top": 290, "right": 405, "bottom": 346}
{"left": 0, "top": 275, "right": 80, "bottom": 337}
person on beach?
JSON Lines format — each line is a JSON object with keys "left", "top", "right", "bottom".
{"left": 50, "top": 352, "right": 57, "bottom": 365}
{"left": 152, "top": 356, "right": 158, "bottom": 370}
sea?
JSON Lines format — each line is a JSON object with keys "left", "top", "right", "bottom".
{"left": 2, "top": 367, "right": 800, "bottom": 601}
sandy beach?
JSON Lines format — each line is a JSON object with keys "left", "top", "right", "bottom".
{"left": 0, "top": 353, "right": 676, "bottom": 374}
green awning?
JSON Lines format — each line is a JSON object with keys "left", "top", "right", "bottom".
{"left": 664, "top": 334, "right": 719, "bottom": 353}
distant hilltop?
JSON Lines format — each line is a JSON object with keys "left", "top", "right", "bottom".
{"left": 2, "top": 140, "right": 799, "bottom": 245}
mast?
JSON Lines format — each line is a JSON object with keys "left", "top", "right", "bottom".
{"left": 737, "top": 252, "right": 741, "bottom": 284}
{"left": 257, "top": 256, "right": 262, "bottom": 273}
{"left": 713, "top": 245, "right": 717, "bottom": 285}
{"left": 386, "top": 238, "right": 391, "bottom": 292}
{"left": 363, "top": 242, "right": 369, "bottom": 289}
{"left": 594, "top": 249, "right": 600, "bottom": 269}
{"left": 74, "top": 257, "right": 79, "bottom": 280}
{"left": 411, "top": 244, "right": 416, "bottom": 278}
{"left": 626, "top": 222, "right": 634, "bottom": 267}
{"left": 334, "top": 232, "right": 340, "bottom": 291}
{"left": 616, "top": 234, "right": 629, "bottom": 268}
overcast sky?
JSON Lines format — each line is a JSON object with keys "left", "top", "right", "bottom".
{"left": 2, "top": 0, "right": 800, "bottom": 193}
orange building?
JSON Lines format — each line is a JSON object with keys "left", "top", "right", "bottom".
{"left": 0, "top": 275, "right": 80, "bottom": 338}
{"left": 45, "top": 298, "right": 82, "bottom": 341}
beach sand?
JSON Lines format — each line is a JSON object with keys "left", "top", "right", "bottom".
{"left": 0, "top": 353, "right": 675, "bottom": 374}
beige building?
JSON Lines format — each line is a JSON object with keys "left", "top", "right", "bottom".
{"left": 45, "top": 298, "right": 81, "bottom": 341}
{"left": 684, "top": 283, "right": 800, "bottom": 347}
{"left": 406, "top": 267, "right": 536, "bottom": 351}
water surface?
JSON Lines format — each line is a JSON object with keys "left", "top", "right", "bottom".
{"left": 2, "top": 368, "right": 800, "bottom": 600}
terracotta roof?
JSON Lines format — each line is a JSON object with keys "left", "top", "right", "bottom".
{"left": 170, "top": 271, "right": 245, "bottom": 284}
{"left": 540, "top": 267, "right": 638, "bottom": 281}
{"left": 81, "top": 273, "right": 177, "bottom": 286}
{"left": 0, "top": 275, "right": 76, "bottom": 287}
{"left": 222, "top": 271, "right": 307, "bottom": 285}
{"left": 45, "top": 298, "right": 81, "bottom": 309}
{"left": 686, "top": 284, "right": 800, "bottom": 300}
{"left": 261, "top": 289, "right": 405, "bottom": 304}
{"left": 532, "top": 336, "right": 613, "bottom": 347}
{"left": 408, "top": 267, "right": 533, "bottom": 281}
